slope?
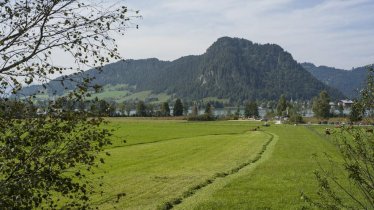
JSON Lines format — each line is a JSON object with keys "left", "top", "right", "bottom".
{"left": 20, "top": 37, "right": 345, "bottom": 102}
{"left": 302, "top": 62, "right": 371, "bottom": 99}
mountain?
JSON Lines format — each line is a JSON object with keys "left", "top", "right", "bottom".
{"left": 301, "top": 63, "right": 371, "bottom": 99}
{"left": 20, "top": 37, "right": 344, "bottom": 103}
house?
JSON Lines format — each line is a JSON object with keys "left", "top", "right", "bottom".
{"left": 339, "top": 100, "right": 354, "bottom": 108}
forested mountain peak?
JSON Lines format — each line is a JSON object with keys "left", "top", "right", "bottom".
{"left": 20, "top": 37, "right": 345, "bottom": 102}
{"left": 301, "top": 62, "right": 372, "bottom": 98}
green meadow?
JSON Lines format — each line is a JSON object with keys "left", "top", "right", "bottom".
{"left": 92, "top": 119, "right": 348, "bottom": 209}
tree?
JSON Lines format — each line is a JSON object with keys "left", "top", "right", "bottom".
{"left": 349, "top": 68, "right": 374, "bottom": 123}
{"left": 204, "top": 102, "right": 213, "bottom": 119}
{"left": 173, "top": 99, "right": 183, "bottom": 116}
{"left": 160, "top": 102, "right": 170, "bottom": 116}
{"left": 349, "top": 101, "right": 363, "bottom": 122}
{"left": 264, "top": 108, "right": 276, "bottom": 119}
{"left": 244, "top": 102, "right": 251, "bottom": 118}
{"left": 118, "top": 102, "right": 127, "bottom": 116}
{"left": 183, "top": 100, "right": 189, "bottom": 116}
{"left": 125, "top": 102, "right": 133, "bottom": 117}
{"left": 136, "top": 101, "right": 147, "bottom": 117}
{"left": 360, "top": 68, "right": 374, "bottom": 120}
{"left": 108, "top": 101, "right": 117, "bottom": 116}
{"left": 191, "top": 103, "right": 198, "bottom": 117}
{"left": 288, "top": 108, "right": 303, "bottom": 124}
{"left": 234, "top": 104, "right": 240, "bottom": 119}
{"left": 276, "top": 95, "right": 287, "bottom": 116}
{"left": 98, "top": 99, "right": 110, "bottom": 116}
{"left": 303, "top": 68, "right": 374, "bottom": 209}
{"left": 338, "top": 103, "right": 344, "bottom": 117}
{"left": 146, "top": 103, "right": 155, "bottom": 117}
{"left": 0, "top": 1, "right": 137, "bottom": 208}
{"left": 312, "top": 91, "right": 331, "bottom": 119}
{"left": 249, "top": 101, "right": 259, "bottom": 118}
{"left": 244, "top": 101, "right": 259, "bottom": 118}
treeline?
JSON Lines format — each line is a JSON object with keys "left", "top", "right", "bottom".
{"left": 1, "top": 95, "right": 304, "bottom": 122}
{"left": 4, "top": 91, "right": 371, "bottom": 124}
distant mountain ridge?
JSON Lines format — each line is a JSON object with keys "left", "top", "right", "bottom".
{"left": 301, "top": 63, "right": 372, "bottom": 99}
{"left": 21, "top": 37, "right": 345, "bottom": 102}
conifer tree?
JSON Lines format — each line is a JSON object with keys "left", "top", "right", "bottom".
{"left": 173, "top": 99, "right": 184, "bottom": 116}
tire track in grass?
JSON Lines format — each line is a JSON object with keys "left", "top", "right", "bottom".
{"left": 157, "top": 131, "right": 278, "bottom": 210}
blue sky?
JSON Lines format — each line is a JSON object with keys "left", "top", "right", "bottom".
{"left": 116, "top": 0, "right": 374, "bottom": 69}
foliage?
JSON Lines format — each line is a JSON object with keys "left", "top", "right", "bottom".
{"left": 191, "top": 103, "right": 198, "bottom": 117}
{"left": 173, "top": 99, "right": 183, "bottom": 116}
{"left": 187, "top": 103, "right": 215, "bottom": 121}
{"left": 349, "top": 101, "right": 363, "bottom": 122}
{"left": 303, "top": 127, "right": 373, "bottom": 209}
{"left": 244, "top": 101, "right": 259, "bottom": 118}
{"left": 187, "top": 114, "right": 216, "bottom": 121}
{"left": 234, "top": 105, "right": 240, "bottom": 119}
{"left": 0, "top": 99, "right": 112, "bottom": 209}
{"left": 160, "top": 102, "right": 170, "bottom": 116}
{"left": 312, "top": 91, "right": 331, "bottom": 119}
{"left": 276, "top": 95, "right": 287, "bottom": 116}
{"left": 303, "top": 67, "right": 374, "bottom": 209}
{"left": 0, "top": 0, "right": 137, "bottom": 208}
{"left": 287, "top": 108, "right": 304, "bottom": 124}
{"left": 360, "top": 67, "right": 374, "bottom": 120}
{"left": 338, "top": 103, "right": 344, "bottom": 117}
{"left": 204, "top": 102, "right": 213, "bottom": 118}
{"left": 264, "top": 109, "right": 276, "bottom": 119}
{"left": 183, "top": 100, "right": 189, "bottom": 116}
{"left": 118, "top": 101, "right": 128, "bottom": 116}
{"left": 136, "top": 101, "right": 147, "bottom": 117}
{"left": 0, "top": 0, "right": 137, "bottom": 95}
{"left": 348, "top": 67, "right": 373, "bottom": 122}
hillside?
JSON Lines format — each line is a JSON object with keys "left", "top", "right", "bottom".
{"left": 301, "top": 63, "right": 371, "bottom": 99}
{"left": 21, "top": 37, "right": 344, "bottom": 102}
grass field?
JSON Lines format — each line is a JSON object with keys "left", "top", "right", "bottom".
{"left": 91, "top": 119, "right": 349, "bottom": 209}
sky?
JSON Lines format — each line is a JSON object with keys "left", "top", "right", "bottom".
{"left": 115, "top": 0, "right": 374, "bottom": 69}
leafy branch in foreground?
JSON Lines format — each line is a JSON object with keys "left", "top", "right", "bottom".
{"left": 0, "top": 0, "right": 140, "bottom": 208}
{"left": 0, "top": 0, "right": 139, "bottom": 94}
{"left": 0, "top": 102, "right": 112, "bottom": 208}
{"left": 302, "top": 67, "right": 374, "bottom": 209}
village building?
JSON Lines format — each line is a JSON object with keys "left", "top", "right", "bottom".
{"left": 338, "top": 100, "right": 354, "bottom": 108}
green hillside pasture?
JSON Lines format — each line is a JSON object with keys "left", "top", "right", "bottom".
{"left": 177, "top": 125, "right": 351, "bottom": 210}
{"left": 94, "top": 130, "right": 270, "bottom": 209}
{"left": 106, "top": 119, "right": 259, "bottom": 148}
{"left": 88, "top": 90, "right": 131, "bottom": 100}
{"left": 150, "top": 93, "right": 171, "bottom": 104}
{"left": 105, "top": 84, "right": 130, "bottom": 91}
{"left": 122, "top": 90, "right": 152, "bottom": 101}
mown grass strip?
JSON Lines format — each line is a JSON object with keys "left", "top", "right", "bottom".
{"left": 157, "top": 131, "right": 274, "bottom": 210}
{"left": 95, "top": 128, "right": 266, "bottom": 209}
{"left": 184, "top": 125, "right": 348, "bottom": 210}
